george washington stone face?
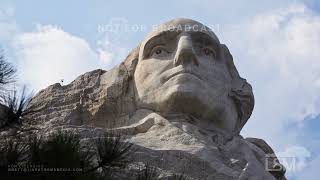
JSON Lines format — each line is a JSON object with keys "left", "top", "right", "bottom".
{"left": 23, "top": 18, "right": 282, "bottom": 180}
{"left": 132, "top": 18, "right": 254, "bottom": 133}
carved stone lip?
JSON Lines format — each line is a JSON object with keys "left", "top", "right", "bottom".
{"left": 164, "top": 69, "right": 203, "bottom": 82}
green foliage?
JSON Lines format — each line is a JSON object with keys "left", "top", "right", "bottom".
{"left": 33, "top": 131, "right": 83, "bottom": 168}
{"left": 26, "top": 131, "right": 101, "bottom": 180}
{"left": 27, "top": 135, "right": 43, "bottom": 164}
{"left": 93, "top": 133, "right": 133, "bottom": 171}
{"left": 168, "top": 173, "right": 187, "bottom": 180}
{"left": 28, "top": 131, "right": 84, "bottom": 169}
{"left": 136, "top": 164, "right": 158, "bottom": 180}
{"left": 0, "top": 53, "right": 33, "bottom": 129}
{"left": 0, "top": 131, "right": 134, "bottom": 179}
{"left": 0, "top": 139, "right": 28, "bottom": 169}
{"left": 0, "top": 55, "right": 16, "bottom": 88}
{"left": 0, "top": 86, "right": 33, "bottom": 129}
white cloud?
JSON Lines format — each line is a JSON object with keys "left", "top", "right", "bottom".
{"left": 275, "top": 146, "right": 311, "bottom": 176}
{"left": 13, "top": 25, "right": 113, "bottom": 91}
{"left": 296, "top": 155, "right": 320, "bottom": 180}
{"left": 96, "top": 17, "right": 137, "bottom": 68}
{"left": 220, "top": 2, "right": 320, "bottom": 142}
{"left": 220, "top": 3, "right": 320, "bottom": 178}
{"left": 96, "top": 35, "right": 129, "bottom": 67}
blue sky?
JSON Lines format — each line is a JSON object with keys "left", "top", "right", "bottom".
{"left": 1, "top": 0, "right": 320, "bottom": 179}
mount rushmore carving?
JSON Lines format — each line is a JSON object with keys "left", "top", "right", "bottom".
{"left": 3, "top": 18, "right": 285, "bottom": 180}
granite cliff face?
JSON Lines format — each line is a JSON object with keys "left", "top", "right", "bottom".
{"left": 20, "top": 68, "right": 284, "bottom": 179}
{"left": 1, "top": 18, "right": 286, "bottom": 180}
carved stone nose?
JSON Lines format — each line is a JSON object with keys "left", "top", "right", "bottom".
{"left": 174, "top": 35, "right": 199, "bottom": 66}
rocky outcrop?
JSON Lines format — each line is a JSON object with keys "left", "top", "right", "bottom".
{"left": 9, "top": 66, "right": 282, "bottom": 180}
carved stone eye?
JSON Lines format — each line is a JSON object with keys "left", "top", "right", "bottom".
{"left": 204, "top": 48, "right": 211, "bottom": 55}
{"left": 151, "top": 46, "right": 170, "bottom": 58}
{"left": 203, "top": 47, "right": 216, "bottom": 58}
{"left": 155, "top": 49, "right": 162, "bottom": 55}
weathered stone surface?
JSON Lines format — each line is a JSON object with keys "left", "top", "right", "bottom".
{"left": 2, "top": 18, "right": 286, "bottom": 180}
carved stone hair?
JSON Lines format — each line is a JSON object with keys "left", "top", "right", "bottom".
{"left": 121, "top": 43, "right": 254, "bottom": 134}
{"left": 220, "top": 44, "right": 254, "bottom": 134}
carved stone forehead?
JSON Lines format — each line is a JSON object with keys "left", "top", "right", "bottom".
{"left": 140, "top": 18, "right": 220, "bottom": 55}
